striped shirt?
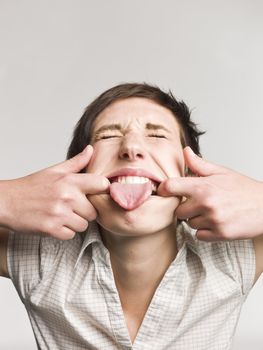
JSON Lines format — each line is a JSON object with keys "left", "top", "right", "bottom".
{"left": 7, "top": 221, "right": 255, "bottom": 350}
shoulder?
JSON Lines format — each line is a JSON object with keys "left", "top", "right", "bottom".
{"left": 7, "top": 231, "right": 85, "bottom": 299}
{"left": 180, "top": 224, "right": 256, "bottom": 294}
{"left": 7, "top": 230, "right": 84, "bottom": 280}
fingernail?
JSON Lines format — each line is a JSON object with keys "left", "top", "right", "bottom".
{"left": 186, "top": 146, "right": 194, "bottom": 154}
{"left": 82, "top": 144, "right": 92, "bottom": 154}
{"left": 187, "top": 147, "right": 199, "bottom": 158}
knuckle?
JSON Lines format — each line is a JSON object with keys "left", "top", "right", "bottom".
{"left": 63, "top": 173, "right": 75, "bottom": 185}
{"left": 78, "top": 220, "right": 89, "bottom": 232}
{"left": 61, "top": 194, "right": 74, "bottom": 206}
{"left": 54, "top": 189, "right": 75, "bottom": 207}
{"left": 211, "top": 219, "right": 231, "bottom": 240}
{"left": 54, "top": 174, "right": 75, "bottom": 197}
{"left": 83, "top": 203, "right": 97, "bottom": 221}
{"left": 194, "top": 185, "right": 205, "bottom": 197}
{"left": 166, "top": 179, "right": 176, "bottom": 193}
{"left": 87, "top": 208, "right": 97, "bottom": 221}
{"left": 59, "top": 229, "right": 76, "bottom": 240}
{"left": 45, "top": 220, "right": 60, "bottom": 237}
{"left": 217, "top": 229, "right": 231, "bottom": 240}
{"left": 195, "top": 182, "right": 213, "bottom": 201}
{"left": 211, "top": 212, "right": 223, "bottom": 226}
{"left": 202, "top": 194, "right": 216, "bottom": 211}
{"left": 87, "top": 213, "right": 97, "bottom": 222}
{"left": 67, "top": 231, "right": 76, "bottom": 240}
{"left": 50, "top": 202, "right": 65, "bottom": 218}
{"left": 210, "top": 207, "right": 225, "bottom": 227}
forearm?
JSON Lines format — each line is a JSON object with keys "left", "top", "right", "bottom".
{"left": 0, "top": 181, "right": 13, "bottom": 277}
{"left": 0, "top": 180, "right": 12, "bottom": 230}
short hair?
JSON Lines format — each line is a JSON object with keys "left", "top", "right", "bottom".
{"left": 67, "top": 83, "right": 204, "bottom": 172}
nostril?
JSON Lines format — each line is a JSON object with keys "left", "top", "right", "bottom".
{"left": 122, "top": 153, "right": 130, "bottom": 159}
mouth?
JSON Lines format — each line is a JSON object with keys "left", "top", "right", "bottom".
{"left": 106, "top": 168, "right": 162, "bottom": 196}
{"left": 108, "top": 176, "right": 160, "bottom": 195}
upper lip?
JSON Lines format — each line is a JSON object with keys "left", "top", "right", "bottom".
{"left": 106, "top": 167, "right": 162, "bottom": 183}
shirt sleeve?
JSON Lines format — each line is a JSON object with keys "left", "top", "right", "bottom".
{"left": 228, "top": 239, "right": 256, "bottom": 296}
{"left": 7, "top": 231, "right": 62, "bottom": 303}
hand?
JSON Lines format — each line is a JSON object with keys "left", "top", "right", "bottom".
{"left": 0, "top": 145, "right": 110, "bottom": 240}
{"left": 158, "top": 147, "right": 263, "bottom": 241}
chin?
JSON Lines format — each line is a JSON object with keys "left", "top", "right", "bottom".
{"left": 88, "top": 193, "right": 180, "bottom": 237}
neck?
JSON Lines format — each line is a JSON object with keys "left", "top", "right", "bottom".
{"left": 100, "top": 223, "right": 178, "bottom": 294}
{"left": 100, "top": 222, "right": 178, "bottom": 343}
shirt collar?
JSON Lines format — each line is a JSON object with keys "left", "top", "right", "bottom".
{"left": 74, "top": 221, "right": 105, "bottom": 268}
{"left": 74, "top": 220, "right": 199, "bottom": 269}
{"left": 176, "top": 221, "right": 199, "bottom": 256}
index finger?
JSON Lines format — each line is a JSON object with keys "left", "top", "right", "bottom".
{"left": 157, "top": 177, "right": 201, "bottom": 198}
{"left": 74, "top": 173, "right": 110, "bottom": 194}
{"left": 51, "top": 145, "right": 94, "bottom": 174}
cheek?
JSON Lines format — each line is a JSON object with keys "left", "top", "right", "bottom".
{"left": 88, "top": 142, "right": 122, "bottom": 174}
{"left": 169, "top": 145, "right": 184, "bottom": 175}
{"left": 154, "top": 144, "right": 184, "bottom": 177}
{"left": 86, "top": 144, "right": 110, "bottom": 173}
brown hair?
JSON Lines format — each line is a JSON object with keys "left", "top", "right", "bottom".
{"left": 67, "top": 83, "right": 204, "bottom": 170}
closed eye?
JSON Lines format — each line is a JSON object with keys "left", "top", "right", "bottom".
{"left": 148, "top": 134, "right": 167, "bottom": 138}
{"left": 95, "top": 134, "right": 121, "bottom": 141}
{"left": 101, "top": 135, "right": 120, "bottom": 139}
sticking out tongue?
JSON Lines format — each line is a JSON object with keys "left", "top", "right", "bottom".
{"left": 110, "top": 181, "right": 153, "bottom": 210}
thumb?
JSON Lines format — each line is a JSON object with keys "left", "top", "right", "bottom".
{"left": 184, "top": 146, "right": 224, "bottom": 177}
{"left": 54, "top": 145, "right": 94, "bottom": 173}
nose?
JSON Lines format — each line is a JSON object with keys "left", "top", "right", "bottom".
{"left": 118, "top": 133, "right": 146, "bottom": 161}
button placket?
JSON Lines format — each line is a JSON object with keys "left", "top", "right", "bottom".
{"left": 94, "top": 244, "right": 133, "bottom": 350}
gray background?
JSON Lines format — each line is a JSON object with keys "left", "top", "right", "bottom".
{"left": 0, "top": 0, "right": 263, "bottom": 348}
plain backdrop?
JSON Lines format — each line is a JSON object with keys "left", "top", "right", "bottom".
{"left": 0, "top": 1, "right": 263, "bottom": 349}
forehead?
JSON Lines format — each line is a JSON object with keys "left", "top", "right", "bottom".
{"left": 92, "top": 97, "right": 181, "bottom": 133}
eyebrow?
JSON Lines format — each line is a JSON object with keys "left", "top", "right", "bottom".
{"left": 93, "top": 124, "right": 122, "bottom": 139}
{"left": 93, "top": 122, "right": 170, "bottom": 138}
{"left": 145, "top": 123, "right": 170, "bottom": 132}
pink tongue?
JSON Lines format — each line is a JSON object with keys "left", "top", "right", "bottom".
{"left": 110, "top": 181, "right": 152, "bottom": 210}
